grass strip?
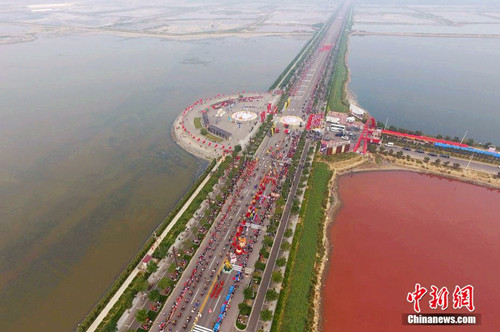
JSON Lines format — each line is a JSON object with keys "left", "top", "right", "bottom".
{"left": 194, "top": 117, "right": 202, "bottom": 129}
{"left": 271, "top": 162, "right": 332, "bottom": 332}
{"left": 326, "top": 10, "right": 352, "bottom": 113}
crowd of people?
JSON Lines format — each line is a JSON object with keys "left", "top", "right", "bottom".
{"left": 156, "top": 131, "right": 303, "bottom": 332}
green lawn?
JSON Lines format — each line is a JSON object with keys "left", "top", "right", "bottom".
{"left": 272, "top": 162, "right": 332, "bottom": 332}
{"left": 194, "top": 117, "right": 202, "bottom": 129}
{"left": 204, "top": 133, "right": 223, "bottom": 143}
{"left": 326, "top": 15, "right": 351, "bottom": 113}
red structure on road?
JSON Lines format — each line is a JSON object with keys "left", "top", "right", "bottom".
{"left": 353, "top": 117, "right": 381, "bottom": 155}
{"left": 381, "top": 130, "right": 468, "bottom": 147}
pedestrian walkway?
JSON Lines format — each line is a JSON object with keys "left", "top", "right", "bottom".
{"left": 193, "top": 323, "right": 212, "bottom": 332}
{"left": 232, "top": 265, "right": 253, "bottom": 275}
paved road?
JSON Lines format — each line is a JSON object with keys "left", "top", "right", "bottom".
{"left": 145, "top": 128, "right": 305, "bottom": 332}
{"left": 246, "top": 139, "right": 311, "bottom": 332}
{"left": 246, "top": 3, "right": 353, "bottom": 331}
{"left": 387, "top": 145, "right": 500, "bottom": 174}
{"left": 143, "top": 2, "right": 352, "bottom": 332}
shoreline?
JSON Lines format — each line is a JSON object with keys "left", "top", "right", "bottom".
{"left": 170, "top": 116, "right": 217, "bottom": 161}
{"left": 314, "top": 20, "right": 500, "bottom": 329}
{"left": 343, "top": 32, "right": 361, "bottom": 110}
{"left": 314, "top": 157, "right": 500, "bottom": 331}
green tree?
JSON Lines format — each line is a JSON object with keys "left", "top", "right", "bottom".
{"left": 147, "top": 261, "right": 158, "bottom": 274}
{"left": 434, "top": 159, "right": 441, "bottom": 166}
{"left": 291, "top": 200, "right": 301, "bottom": 214}
{"left": 396, "top": 151, "right": 404, "bottom": 159}
{"left": 465, "top": 139, "right": 475, "bottom": 146}
{"left": 263, "top": 236, "right": 274, "bottom": 247}
{"left": 424, "top": 157, "right": 430, "bottom": 163}
{"left": 266, "top": 289, "right": 279, "bottom": 301}
{"left": 452, "top": 163, "right": 461, "bottom": 170}
{"left": 284, "top": 228, "right": 293, "bottom": 238}
{"left": 102, "top": 320, "right": 117, "bottom": 332}
{"left": 234, "top": 144, "right": 242, "bottom": 153}
{"left": 154, "top": 244, "right": 168, "bottom": 259}
{"left": 133, "top": 275, "right": 149, "bottom": 293}
{"left": 148, "top": 289, "right": 161, "bottom": 302}
{"left": 239, "top": 302, "right": 252, "bottom": 315}
{"left": 272, "top": 270, "right": 283, "bottom": 283}
{"left": 136, "top": 309, "right": 148, "bottom": 323}
{"left": 201, "top": 128, "right": 208, "bottom": 135}
{"left": 158, "top": 277, "right": 170, "bottom": 292}
{"left": 281, "top": 241, "right": 291, "bottom": 251}
{"left": 255, "top": 261, "right": 266, "bottom": 271}
{"left": 260, "top": 309, "right": 273, "bottom": 322}
{"left": 276, "top": 257, "right": 287, "bottom": 267}
{"left": 443, "top": 161, "right": 450, "bottom": 167}
{"left": 243, "top": 286, "right": 254, "bottom": 300}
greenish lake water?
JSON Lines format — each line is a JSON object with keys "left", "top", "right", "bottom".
{"left": 0, "top": 34, "right": 307, "bottom": 331}
{"left": 348, "top": 35, "right": 500, "bottom": 145}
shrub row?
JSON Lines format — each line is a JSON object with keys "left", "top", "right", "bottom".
{"left": 271, "top": 162, "right": 332, "bottom": 332}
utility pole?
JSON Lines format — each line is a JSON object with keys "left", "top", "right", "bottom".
{"left": 460, "top": 130, "right": 468, "bottom": 144}
{"left": 172, "top": 247, "right": 180, "bottom": 269}
{"left": 466, "top": 153, "right": 474, "bottom": 170}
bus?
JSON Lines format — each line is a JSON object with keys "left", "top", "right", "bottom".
{"left": 330, "top": 124, "right": 345, "bottom": 132}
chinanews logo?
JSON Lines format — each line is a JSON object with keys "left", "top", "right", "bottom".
{"left": 403, "top": 283, "right": 481, "bottom": 326}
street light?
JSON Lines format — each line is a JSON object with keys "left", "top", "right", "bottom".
{"left": 466, "top": 152, "right": 474, "bottom": 170}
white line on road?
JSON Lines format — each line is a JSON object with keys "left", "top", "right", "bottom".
{"left": 191, "top": 288, "right": 200, "bottom": 305}
{"left": 193, "top": 324, "right": 213, "bottom": 332}
{"left": 208, "top": 253, "right": 218, "bottom": 270}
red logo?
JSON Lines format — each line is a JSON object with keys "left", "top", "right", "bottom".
{"left": 407, "top": 283, "right": 427, "bottom": 313}
{"left": 407, "top": 284, "right": 475, "bottom": 313}
{"left": 429, "top": 285, "right": 449, "bottom": 310}
{"left": 453, "top": 285, "right": 475, "bottom": 312}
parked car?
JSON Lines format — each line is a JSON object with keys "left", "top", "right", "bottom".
{"left": 428, "top": 152, "right": 438, "bottom": 157}
{"left": 440, "top": 154, "right": 450, "bottom": 158}
{"left": 402, "top": 147, "right": 411, "bottom": 151}
{"left": 416, "top": 149, "right": 425, "bottom": 153}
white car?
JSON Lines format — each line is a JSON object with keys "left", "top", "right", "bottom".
{"left": 341, "top": 136, "right": 349, "bottom": 140}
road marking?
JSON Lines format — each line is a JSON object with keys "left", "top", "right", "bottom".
{"left": 193, "top": 324, "right": 213, "bottom": 332}
{"left": 191, "top": 287, "right": 200, "bottom": 305}
{"left": 193, "top": 262, "right": 224, "bottom": 327}
{"left": 208, "top": 253, "right": 218, "bottom": 270}
{"left": 213, "top": 291, "right": 223, "bottom": 311}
